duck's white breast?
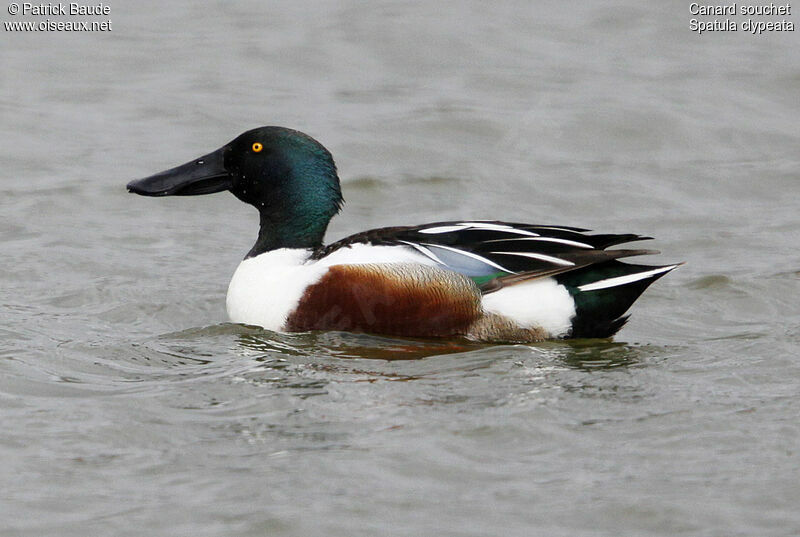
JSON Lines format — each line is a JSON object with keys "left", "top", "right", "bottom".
{"left": 226, "top": 244, "right": 438, "bottom": 330}
{"left": 226, "top": 248, "right": 324, "bottom": 330}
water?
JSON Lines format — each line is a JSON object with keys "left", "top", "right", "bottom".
{"left": 2, "top": 1, "right": 799, "bottom": 535}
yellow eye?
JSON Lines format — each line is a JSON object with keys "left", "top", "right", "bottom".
{"left": 252, "top": 142, "right": 263, "bottom": 153}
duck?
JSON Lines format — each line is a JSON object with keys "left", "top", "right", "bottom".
{"left": 127, "top": 126, "right": 680, "bottom": 342}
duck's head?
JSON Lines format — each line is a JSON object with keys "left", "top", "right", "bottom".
{"left": 127, "top": 126, "right": 343, "bottom": 256}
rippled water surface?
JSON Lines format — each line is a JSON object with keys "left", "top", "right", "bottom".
{"left": 2, "top": 2, "right": 800, "bottom": 535}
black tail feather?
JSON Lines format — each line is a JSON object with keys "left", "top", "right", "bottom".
{"left": 560, "top": 261, "right": 680, "bottom": 339}
{"left": 570, "top": 314, "right": 630, "bottom": 339}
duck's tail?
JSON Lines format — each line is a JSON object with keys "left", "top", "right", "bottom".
{"left": 556, "top": 261, "right": 683, "bottom": 338}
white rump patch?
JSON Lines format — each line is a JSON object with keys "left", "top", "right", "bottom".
{"left": 578, "top": 265, "right": 680, "bottom": 292}
{"left": 482, "top": 278, "right": 575, "bottom": 338}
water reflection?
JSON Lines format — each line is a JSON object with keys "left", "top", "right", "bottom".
{"left": 226, "top": 323, "right": 660, "bottom": 371}
{"left": 232, "top": 326, "right": 487, "bottom": 361}
{"left": 147, "top": 323, "right": 668, "bottom": 398}
{"left": 157, "top": 322, "right": 665, "bottom": 368}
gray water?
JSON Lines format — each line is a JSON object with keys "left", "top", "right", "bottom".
{"left": 2, "top": 1, "right": 800, "bottom": 535}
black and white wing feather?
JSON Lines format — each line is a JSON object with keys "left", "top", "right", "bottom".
{"left": 316, "top": 220, "right": 658, "bottom": 286}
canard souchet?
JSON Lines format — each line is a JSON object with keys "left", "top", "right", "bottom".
{"left": 128, "top": 127, "right": 680, "bottom": 343}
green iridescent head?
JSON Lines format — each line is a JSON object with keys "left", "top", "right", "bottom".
{"left": 128, "top": 126, "right": 344, "bottom": 256}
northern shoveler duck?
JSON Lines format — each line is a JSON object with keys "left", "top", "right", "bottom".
{"left": 127, "top": 126, "right": 680, "bottom": 342}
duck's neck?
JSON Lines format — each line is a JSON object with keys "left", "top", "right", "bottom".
{"left": 246, "top": 209, "right": 330, "bottom": 258}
